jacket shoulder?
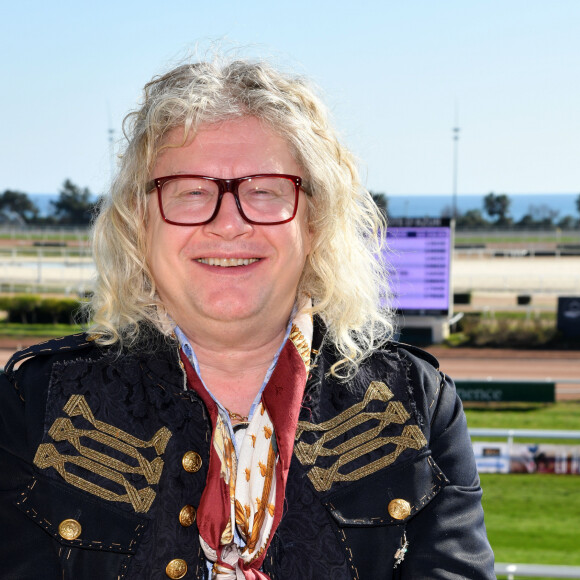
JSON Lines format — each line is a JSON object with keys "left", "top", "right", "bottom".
{"left": 378, "top": 342, "right": 445, "bottom": 420}
{"left": 387, "top": 341, "right": 440, "bottom": 371}
{"left": 3, "top": 333, "right": 97, "bottom": 378}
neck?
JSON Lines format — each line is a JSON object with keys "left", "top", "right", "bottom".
{"left": 179, "top": 317, "right": 290, "bottom": 417}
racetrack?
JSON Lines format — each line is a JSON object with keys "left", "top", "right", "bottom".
{"left": 1, "top": 339, "right": 578, "bottom": 400}
{"left": 427, "top": 346, "right": 580, "bottom": 401}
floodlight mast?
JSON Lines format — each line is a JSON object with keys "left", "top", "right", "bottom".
{"left": 452, "top": 105, "right": 460, "bottom": 218}
{"left": 107, "top": 104, "right": 115, "bottom": 185}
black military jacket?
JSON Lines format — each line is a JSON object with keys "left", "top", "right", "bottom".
{"left": 0, "top": 324, "right": 494, "bottom": 579}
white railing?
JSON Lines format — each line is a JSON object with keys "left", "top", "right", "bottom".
{"left": 496, "top": 562, "right": 580, "bottom": 579}
{"left": 470, "top": 428, "right": 580, "bottom": 446}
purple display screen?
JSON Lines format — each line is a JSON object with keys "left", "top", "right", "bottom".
{"left": 382, "top": 219, "right": 452, "bottom": 315}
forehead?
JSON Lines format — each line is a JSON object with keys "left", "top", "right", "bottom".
{"left": 153, "top": 117, "right": 301, "bottom": 177}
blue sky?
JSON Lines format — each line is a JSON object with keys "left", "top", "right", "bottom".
{"left": 1, "top": 0, "right": 579, "bottom": 197}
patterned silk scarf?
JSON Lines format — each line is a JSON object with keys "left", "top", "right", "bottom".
{"left": 180, "top": 308, "right": 313, "bottom": 579}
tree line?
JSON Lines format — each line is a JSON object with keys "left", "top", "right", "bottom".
{"left": 0, "top": 180, "right": 98, "bottom": 226}
{"left": 371, "top": 191, "right": 580, "bottom": 229}
{"left": 2, "top": 184, "right": 579, "bottom": 229}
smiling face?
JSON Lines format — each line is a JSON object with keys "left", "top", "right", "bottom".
{"left": 145, "top": 117, "right": 312, "bottom": 344}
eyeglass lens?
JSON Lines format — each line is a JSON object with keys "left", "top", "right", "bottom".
{"left": 160, "top": 176, "right": 297, "bottom": 225}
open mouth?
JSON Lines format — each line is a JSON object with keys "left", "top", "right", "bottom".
{"left": 196, "top": 258, "right": 260, "bottom": 267}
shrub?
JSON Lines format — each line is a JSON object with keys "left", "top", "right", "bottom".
{"left": 5, "top": 295, "right": 42, "bottom": 323}
{"left": 0, "top": 295, "right": 82, "bottom": 324}
{"left": 457, "top": 315, "right": 557, "bottom": 347}
{"left": 36, "top": 297, "right": 81, "bottom": 324}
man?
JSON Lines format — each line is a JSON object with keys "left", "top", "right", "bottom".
{"left": 0, "top": 58, "right": 494, "bottom": 579}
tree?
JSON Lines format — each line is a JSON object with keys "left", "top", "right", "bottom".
{"left": 516, "top": 205, "right": 561, "bottom": 228}
{"left": 557, "top": 215, "right": 577, "bottom": 229}
{"left": 0, "top": 190, "right": 39, "bottom": 223}
{"left": 455, "top": 209, "right": 488, "bottom": 229}
{"left": 50, "top": 179, "right": 97, "bottom": 225}
{"left": 531, "top": 204, "right": 559, "bottom": 226}
{"left": 576, "top": 193, "right": 580, "bottom": 215}
{"left": 516, "top": 214, "right": 537, "bottom": 228}
{"left": 370, "top": 191, "right": 388, "bottom": 218}
{"left": 483, "top": 192, "right": 511, "bottom": 225}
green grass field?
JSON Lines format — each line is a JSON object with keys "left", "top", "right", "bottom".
{"left": 465, "top": 402, "right": 580, "bottom": 432}
{"left": 465, "top": 403, "right": 580, "bottom": 576}
{"left": 2, "top": 227, "right": 579, "bottom": 247}
{"left": 481, "top": 474, "right": 580, "bottom": 566}
{"left": 456, "top": 234, "right": 580, "bottom": 245}
{"left": 0, "top": 231, "right": 90, "bottom": 242}
{"left": 0, "top": 322, "right": 85, "bottom": 338}
{"left": 0, "top": 247, "right": 90, "bottom": 257}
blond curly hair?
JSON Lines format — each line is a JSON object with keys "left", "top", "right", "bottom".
{"left": 88, "top": 56, "right": 394, "bottom": 376}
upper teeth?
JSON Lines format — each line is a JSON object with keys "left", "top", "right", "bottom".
{"left": 197, "top": 258, "right": 259, "bottom": 267}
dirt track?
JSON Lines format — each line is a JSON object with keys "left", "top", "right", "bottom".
{"left": 427, "top": 346, "right": 580, "bottom": 401}
{"left": 1, "top": 339, "right": 578, "bottom": 401}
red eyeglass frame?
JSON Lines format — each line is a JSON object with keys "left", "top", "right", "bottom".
{"left": 146, "top": 173, "right": 305, "bottom": 226}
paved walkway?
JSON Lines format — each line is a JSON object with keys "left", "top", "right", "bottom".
{"left": 2, "top": 255, "right": 579, "bottom": 293}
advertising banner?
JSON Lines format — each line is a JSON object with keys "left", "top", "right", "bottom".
{"left": 473, "top": 442, "right": 580, "bottom": 475}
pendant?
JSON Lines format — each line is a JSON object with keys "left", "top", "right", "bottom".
{"left": 393, "top": 531, "right": 409, "bottom": 569}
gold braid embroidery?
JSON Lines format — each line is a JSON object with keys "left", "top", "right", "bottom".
{"left": 33, "top": 394, "right": 172, "bottom": 513}
{"left": 295, "top": 381, "right": 427, "bottom": 492}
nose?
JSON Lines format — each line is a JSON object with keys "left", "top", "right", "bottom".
{"left": 203, "top": 191, "right": 252, "bottom": 238}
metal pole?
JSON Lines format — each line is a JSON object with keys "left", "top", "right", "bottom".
{"left": 108, "top": 126, "right": 115, "bottom": 183}
{"left": 107, "top": 103, "right": 115, "bottom": 184}
{"left": 452, "top": 105, "right": 460, "bottom": 218}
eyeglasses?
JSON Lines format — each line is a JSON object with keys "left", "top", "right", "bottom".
{"left": 146, "top": 174, "right": 305, "bottom": 226}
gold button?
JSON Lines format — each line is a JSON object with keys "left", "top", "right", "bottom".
{"left": 58, "top": 518, "right": 82, "bottom": 540}
{"left": 179, "top": 504, "right": 197, "bottom": 527}
{"left": 182, "top": 451, "right": 202, "bottom": 473}
{"left": 166, "top": 558, "right": 188, "bottom": 579}
{"left": 388, "top": 498, "right": 411, "bottom": 520}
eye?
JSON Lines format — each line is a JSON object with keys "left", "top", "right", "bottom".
{"left": 241, "top": 179, "right": 286, "bottom": 200}
{"left": 185, "top": 188, "right": 211, "bottom": 197}
{"left": 164, "top": 179, "right": 216, "bottom": 201}
{"left": 249, "top": 187, "right": 279, "bottom": 198}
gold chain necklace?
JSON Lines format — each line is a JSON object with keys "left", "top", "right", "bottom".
{"left": 225, "top": 408, "right": 249, "bottom": 423}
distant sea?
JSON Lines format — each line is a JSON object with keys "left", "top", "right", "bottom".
{"left": 29, "top": 193, "right": 100, "bottom": 217}
{"left": 29, "top": 192, "right": 578, "bottom": 221}
{"left": 385, "top": 192, "right": 578, "bottom": 221}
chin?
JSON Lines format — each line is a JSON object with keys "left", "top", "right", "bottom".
{"left": 200, "top": 301, "right": 265, "bottom": 323}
